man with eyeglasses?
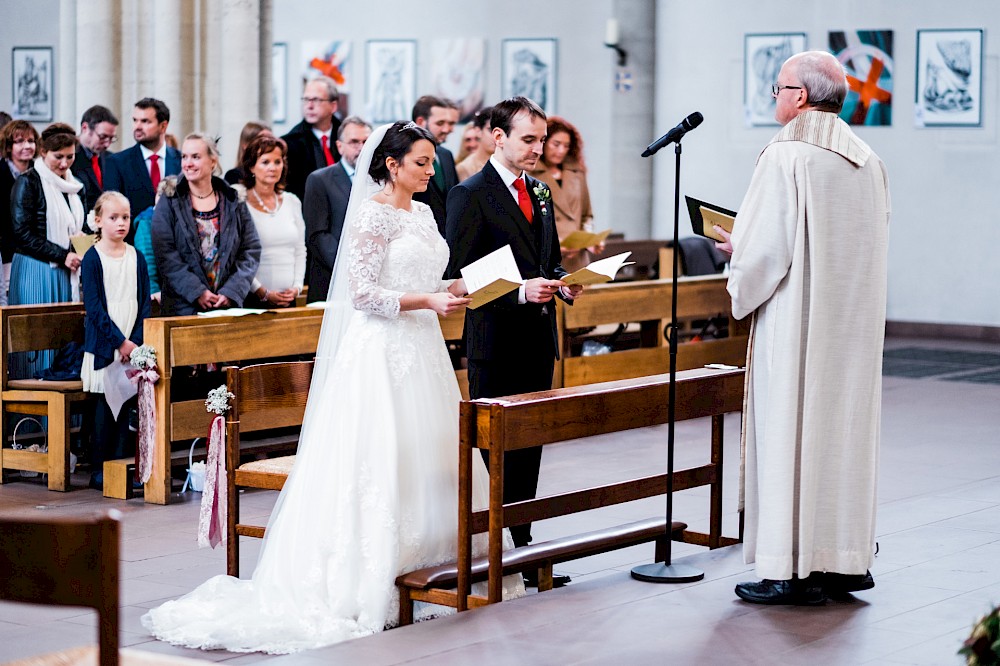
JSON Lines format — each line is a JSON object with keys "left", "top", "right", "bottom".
{"left": 714, "top": 51, "right": 890, "bottom": 606}
{"left": 281, "top": 76, "right": 342, "bottom": 199}
{"left": 72, "top": 104, "right": 118, "bottom": 213}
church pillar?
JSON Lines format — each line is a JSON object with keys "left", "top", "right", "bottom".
{"left": 152, "top": 0, "right": 187, "bottom": 139}
{"left": 74, "top": 0, "right": 121, "bottom": 125}
{"left": 58, "top": 0, "right": 77, "bottom": 126}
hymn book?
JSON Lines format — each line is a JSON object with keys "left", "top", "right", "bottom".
{"left": 562, "top": 251, "right": 634, "bottom": 286}
{"left": 560, "top": 229, "right": 612, "bottom": 251}
{"left": 460, "top": 245, "right": 523, "bottom": 309}
{"left": 685, "top": 196, "right": 737, "bottom": 243}
{"left": 70, "top": 234, "right": 96, "bottom": 256}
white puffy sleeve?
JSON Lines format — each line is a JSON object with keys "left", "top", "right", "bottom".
{"left": 346, "top": 201, "right": 403, "bottom": 318}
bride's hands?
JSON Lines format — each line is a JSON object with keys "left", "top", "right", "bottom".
{"left": 447, "top": 278, "right": 468, "bottom": 297}
{"left": 427, "top": 292, "right": 471, "bottom": 316}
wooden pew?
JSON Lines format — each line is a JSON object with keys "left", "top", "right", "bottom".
{"left": 395, "top": 367, "right": 744, "bottom": 618}
{"left": 0, "top": 303, "right": 92, "bottom": 490}
{"left": 559, "top": 275, "right": 749, "bottom": 388}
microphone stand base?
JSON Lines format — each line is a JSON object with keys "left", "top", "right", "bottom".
{"left": 630, "top": 562, "right": 705, "bottom": 584}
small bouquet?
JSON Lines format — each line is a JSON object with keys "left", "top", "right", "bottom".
{"left": 959, "top": 604, "right": 1000, "bottom": 665}
{"left": 129, "top": 344, "right": 157, "bottom": 370}
{"left": 533, "top": 183, "right": 552, "bottom": 217}
{"left": 128, "top": 345, "right": 159, "bottom": 484}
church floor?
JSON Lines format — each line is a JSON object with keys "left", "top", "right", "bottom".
{"left": 1, "top": 336, "right": 998, "bottom": 665}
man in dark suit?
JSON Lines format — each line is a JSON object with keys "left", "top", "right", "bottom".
{"left": 71, "top": 105, "right": 118, "bottom": 213}
{"left": 282, "top": 76, "right": 342, "bottom": 200}
{"left": 412, "top": 95, "right": 459, "bottom": 236}
{"left": 446, "top": 97, "right": 583, "bottom": 585}
{"left": 104, "top": 98, "right": 180, "bottom": 241}
{"left": 303, "top": 116, "right": 372, "bottom": 303}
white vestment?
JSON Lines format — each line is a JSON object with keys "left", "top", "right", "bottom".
{"left": 728, "top": 111, "right": 890, "bottom": 580}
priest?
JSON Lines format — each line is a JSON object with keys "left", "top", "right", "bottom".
{"left": 714, "top": 50, "right": 890, "bottom": 605}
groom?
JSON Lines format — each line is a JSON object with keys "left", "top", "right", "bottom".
{"left": 446, "top": 97, "right": 582, "bottom": 586}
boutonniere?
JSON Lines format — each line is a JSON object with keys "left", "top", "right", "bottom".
{"left": 532, "top": 183, "right": 552, "bottom": 217}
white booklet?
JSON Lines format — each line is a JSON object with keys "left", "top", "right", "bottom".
{"left": 460, "top": 245, "right": 523, "bottom": 309}
{"left": 563, "top": 251, "right": 634, "bottom": 286}
{"left": 196, "top": 308, "right": 268, "bottom": 318}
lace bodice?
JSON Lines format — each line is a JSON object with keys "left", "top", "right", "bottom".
{"left": 347, "top": 199, "right": 450, "bottom": 318}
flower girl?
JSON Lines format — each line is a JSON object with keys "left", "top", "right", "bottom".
{"left": 81, "top": 192, "right": 151, "bottom": 490}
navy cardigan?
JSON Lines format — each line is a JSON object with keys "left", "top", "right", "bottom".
{"left": 82, "top": 245, "right": 152, "bottom": 371}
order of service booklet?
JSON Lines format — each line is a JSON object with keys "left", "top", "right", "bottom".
{"left": 560, "top": 229, "right": 612, "bottom": 251}
{"left": 460, "top": 245, "right": 523, "bottom": 309}
{"left": 562, "top": 251, "right": 633, "bottom": 286}
{"left": 685, "top": 196, "right": 737, "bottom": 243}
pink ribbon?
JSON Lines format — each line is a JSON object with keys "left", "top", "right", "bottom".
{"left": 127, "top": 367, "right": 160, "bottom": 484}
{"left": 197, "top": 415, "right": 227, "bottom": 549}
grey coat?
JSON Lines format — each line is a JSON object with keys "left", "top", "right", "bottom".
{"left": 151, "top": 175, "right": 261, "bottom": 316}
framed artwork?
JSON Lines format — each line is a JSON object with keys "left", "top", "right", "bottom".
{"left": 915, "top": 29, "right": 983, "bottom": 127}
{"left": 430, "top": 38, "right": 486, "bottom": 123}
{"left": 743, "top": 33, "right": 807, "bottom": 127}
{"left": 12, "top": 46, "right": 53, "bottom": 122}
{"left": 271, "top": 43, "right": 287, "bottom": 124}
{"left": 830, "top": 30, "right": 894, "bottom": 126}
{"left": 501, "top": 39, "right": 557, "bottom": 113}
{"left": 301, "top": 39, "right": 352, "bottom": 114}
{"left": 366, "top": 40, "right": 416, "bottom": 124}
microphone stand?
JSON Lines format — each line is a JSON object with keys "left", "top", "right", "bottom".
{"left": 630, "top": 140, "right": 705, "bottom": 584}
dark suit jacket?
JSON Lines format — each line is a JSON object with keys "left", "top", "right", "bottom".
{"left": 302, "top": 161, "right": 351, "bottom": 303}
{"left": 446, "top": 161, "right": 567, "bottom": 366}
{"left": 104, "top": 143, "right": 181, "bottom": 237}
{"left": 281, "top": 118, "right": 342, "bottom": 200}
{"left": 71, "top": 145, "right": 112, "bottom": 213}
{"left": 0, "top": 159, "right": 20, "bottom": 263}
{"left": 415, "top": 144, "right": 458, "bottom": 237}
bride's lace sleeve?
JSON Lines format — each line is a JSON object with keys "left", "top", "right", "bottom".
{"left": 346, "top": 202, "right": 403, "bottom": 318}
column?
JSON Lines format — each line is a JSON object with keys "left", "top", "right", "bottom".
{"left": 58, "top": 0, "right": 77, "bottom": 125}
{"left": 216, "top": 0, "right": 261, "bottom": 168}
{"left": 75, "top": 0, "right": 120, "bottom": 124}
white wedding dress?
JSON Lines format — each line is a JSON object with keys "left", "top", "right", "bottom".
{"left": 142, "top": 198, "right": 523, "bottom": 654}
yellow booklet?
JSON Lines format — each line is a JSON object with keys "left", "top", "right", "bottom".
{"left": 684, "top": 196, "right": 737, "bottom": 243}
{"left": 460, "top": 245, "right": 523, "bottom": 309}
{"left": 560, "top": 229, "right": 612, "bottom": 251}
{"left": 70, "top": 234, "right": 96, "bottom": 256}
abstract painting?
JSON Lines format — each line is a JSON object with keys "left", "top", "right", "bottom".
{"left": 429, "top": 39, "right": 486, "bottom": 123}
{"left": 915, "top": 29, "right": 983, "bottom": 127}
{"left": 744, "top": 33, "right": 807, "bottom": 126}
{"left": 829, "top": 30, "right": 893, "bottom": 126}
{"left": 301, "top": 40, "right": 352, "bottom": 113}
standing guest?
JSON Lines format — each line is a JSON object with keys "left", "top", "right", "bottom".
{"left": 0, "top": 119, "right": 39, "bottom": 306}
{"left": 714, "top": 51, "right": 890, "bottom": 605}
{"left": 303, "top": 115, "right": 372, "bottom": 303}
{"left": 9, "top": 123, "right": 86, "bottom": 378}
{"left": 104, "top": 98, "right": 181, "bottom": 237}
{"left": 0, "top": 111, "right": 12, "bottom": 128}
{"left": 530, "top": 116, "right": 597, "bottom": 273}
{"left": 132, "top": 176, "right": 175, "bottom": 303}
{"left": 446, "top": 97, "right": 582, "bottom": 587}
{"left": 224, "top": 120, "right": 271, "bottom": 185}
{"left": 71, "top": 104, "right": 119, "bottom": 213}
{"left": 164, "top": 134, "right": 179, "bottom": 150}
{"left": 455, "top": 123, "right": 479, "bottom": 164}
{"left": 412, "top": 95, "right": 459, "bottom": 236}
{"left": 239, "top": 135, "right": 305, "bottom": 308}
{"left": 282, "top": 76, "right": 341, "bottom": 199}
{"left": 151, "top": 133, "right": 260, "bottom": 316}
{"left": 81, "top": 191, "right": 150, "bottom": 490}
{"left": 456, "top": 105, "right": 495, "bottom": 182}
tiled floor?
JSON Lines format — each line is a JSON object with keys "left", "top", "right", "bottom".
{"left": 1, "top": 336, "right": 998, "bottom": 665}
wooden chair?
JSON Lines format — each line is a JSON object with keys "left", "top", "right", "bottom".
{"left": 0, "top": 510, "right": 121, "bottom": 665}
{"left": 225, "top": 360, "right": 313, "bottom": 577}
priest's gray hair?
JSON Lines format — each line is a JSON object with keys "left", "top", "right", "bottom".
{"left": 793, "top": 51, "right": 848, "bottom": 114}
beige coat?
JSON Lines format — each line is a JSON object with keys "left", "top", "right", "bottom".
{"left": 728, "top": 111, "right": 890, "bottom": 579}
{"left": 529, "top": 159, "right": 594, "bottom": 272}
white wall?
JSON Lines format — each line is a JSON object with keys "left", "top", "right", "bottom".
{"left": 654, "top": 0, "right": 1000, "bottom": 327}
{"left": 1, "top": 0, "right": 63, "bottom": 131}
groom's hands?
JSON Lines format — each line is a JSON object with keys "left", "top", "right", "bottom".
{"left": 524, "top": 278, "right": 567, "bottom": 304}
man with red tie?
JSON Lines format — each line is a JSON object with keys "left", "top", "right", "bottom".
{"left": 281, "top": 76, "right": 342, "bottom": 200}
{"left": 71, "top": 105, "right": 118, "bottom": 213}
{"left": 446, "top": 97, "right": 582, "bottom": 586}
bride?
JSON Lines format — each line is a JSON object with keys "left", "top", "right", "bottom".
{"left": 142, "top": 121, "right": 524, "bottom": 654}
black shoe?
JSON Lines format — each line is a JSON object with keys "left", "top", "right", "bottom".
{"left": 821, "top": 571, "right": 874, "bottom": 597}
{"left": 734, "top": 578, "right": 826, "bottom": 606}
{"left": 522, "top": 572, "right": 572, "bottom": 588}
{"left": 89, "top": 472, "right": 103, "bottom": 491}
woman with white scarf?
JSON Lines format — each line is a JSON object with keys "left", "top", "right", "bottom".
{"left": 9, "top": 122, "right": 87, "bottom": 379}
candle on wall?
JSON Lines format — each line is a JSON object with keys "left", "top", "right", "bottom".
{"left": 605, "top": 18, "right": 620, "bottom": 46}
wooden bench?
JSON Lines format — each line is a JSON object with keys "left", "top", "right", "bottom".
{"left": 0, "top": 303, "right": 93, "bottom": 491}
{"left": 395, "top": 367, "right": 745, "bottom": 619}
{"left": 224, "top": 361, "right": 312, "bottom": 576}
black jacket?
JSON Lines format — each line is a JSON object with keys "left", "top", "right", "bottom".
{"left": 0, "top": 158, "right": 20, "bottom": 263}
{"left": 70, "top": 145, "right": 110, "bottom": 213}
{"left": 414, "top": 144, "right": 458, "bottom": 237}
{"left": 281, "top": 118, "right": 342, "bottom": 200}
{"left": 10, "top": 168, "right": 83, "bottom": 265}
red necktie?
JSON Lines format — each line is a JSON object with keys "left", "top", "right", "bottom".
{"left": 321, "top": 135, "right": 335, "bottom": 166}
{"left": 512, "top": 177, "right": 533, "bottom": 223}
{"left": 149, "top": 154, "right": 161, "bottom": 192}
{"left": 91, "top": 154, "right": 102, "bottom": 189}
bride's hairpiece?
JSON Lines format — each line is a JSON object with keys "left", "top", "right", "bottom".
{"left": 399, "top": 121, "right": 419, "bottom": 132}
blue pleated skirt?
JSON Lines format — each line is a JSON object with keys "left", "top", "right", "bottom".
{"left": 8, "top": 253, "right": 73, "bottom": 380}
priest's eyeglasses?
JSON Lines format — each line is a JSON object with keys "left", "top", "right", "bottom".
{"left": 772, "top": 84, "right": 803, "bottom": 97}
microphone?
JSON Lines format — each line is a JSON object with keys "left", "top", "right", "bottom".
{"left": 641, "top": 112, "right": 704, "bottom": 157}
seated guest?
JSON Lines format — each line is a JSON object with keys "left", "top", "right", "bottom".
{"left": 9, "top": 123, "right": 86, "bottom": 378}
{"left": 224, "top": 120, "right": 271, "bottom": 185}
{"left": 132, "top": 176, "right": 175, "bottom": 303}
{"left": 0, "top": 119, "right": 40, "bottom": 306}
{"left": 238, "top": 134, "right": 305, "bottom": 308}
{"left": 529, "top": 115, "right": 597, "bottom": 272}
{"left": 151, "top": 133, "right": 260, "bottom": 316}
{"left": 455, "top": 122, "right": 479, "bottom": 164}
{"left": 456, "top": 105, "right": 494, "bottom": 182}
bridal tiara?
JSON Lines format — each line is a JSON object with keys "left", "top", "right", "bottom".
{"left": 399, "top": 121, "right": 419, "bottom": 132}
